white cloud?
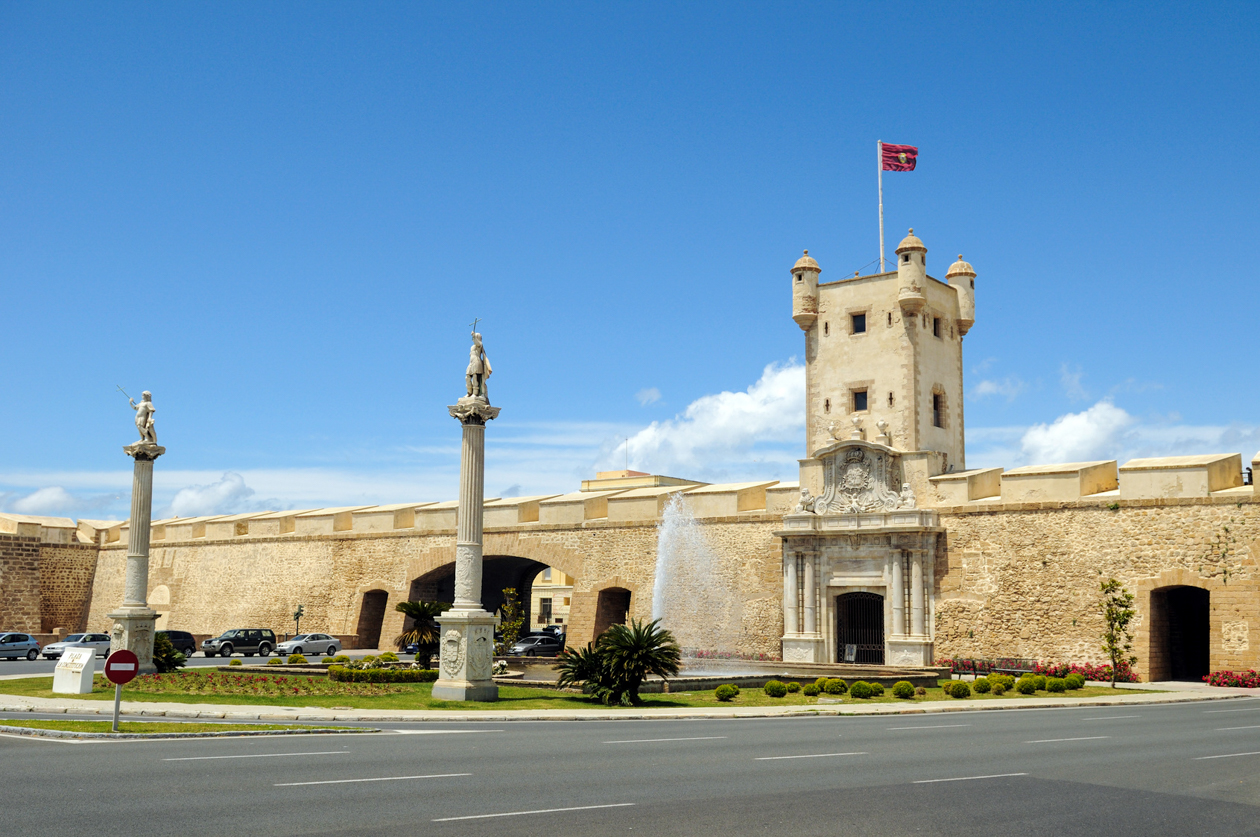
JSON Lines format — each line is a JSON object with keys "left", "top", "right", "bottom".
{"left": 12, "top": 486, "right": 78, "bottom": 515}
{"left": 1060, "top": 364, "right": 1088, "bottom": 401}
{"left": 614, "top": 361, "right": 804, "bottom": 479}
{"left": 972, "top": 376, "right": 1026, "bottom": 402}
{"left": 636, "top": 387, "right": 662, "bottom": 406}
{"left": 168, "top": 472, "right": 275, "bottom": 518}
{"left": 1019, "top": 401, "right": 1136, "bottom": 465}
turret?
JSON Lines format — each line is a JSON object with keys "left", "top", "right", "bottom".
{"left": 946, "top": 254, "right": 976, "bottom": 336}
{"left": 895, "top": 228, "right": 927, "bottom": 315}
{"left": 791, "top": 250, "right": 820, "bottom": 331}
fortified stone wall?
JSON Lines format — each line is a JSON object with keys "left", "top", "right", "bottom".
{"left": 934, "top": 494, "right": 1260, "bottom": 678}
{"left": 38, "top": 544, "right": 99, "bottom": 633}
{"left": 0, "top": 534, "right": 42, "bottom": 632}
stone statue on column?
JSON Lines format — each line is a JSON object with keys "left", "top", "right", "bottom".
{"left": 433, "top": 323, "right": 501, "bottom": 702}
{"left": 109, "top": 389, "right": 166, "bottom": 674}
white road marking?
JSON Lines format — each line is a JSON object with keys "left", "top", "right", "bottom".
{"left": 604, "top": 736, "right": 728, "bottom": 744}
{"left": 914, "top": 772, "right": 1028, "bottom": 784}
{"left": 1081, "top": 715, "right": 1140, "bottom": 721}
{"left": 886, "top": 724, "right": 971, "bottom": 730}
{"left": 1195, "top": 750, "right": 1260, "bottom": 760}
{"left": 276, "top": 772, "right": 470, "bottom": 786}
{"left": 755, "top": 752, "right": 867, "bottom": 761}
{"left": 165, "top": 751, "right": 347, "bottom": 762}
{"left": 433, "top": 803, "right": 636, "bottom": 822}
{"left": 1204, "top": 706, "right": 1260, "bottom": 713}
{"left": 1216, "top": 725, "right": 1260, "bottom": 731}
{"left": 389, "top": 729, "right": 502, "bottom": 735}
{"left": 1025, "top": 736, "right": 1110, "bottom": 743}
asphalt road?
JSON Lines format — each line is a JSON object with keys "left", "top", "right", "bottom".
{"left": 0, "top": 649, "right": 394, "bottom": 678}
{"left": 4, "top": 699, "right": 1260, "bottom": 836}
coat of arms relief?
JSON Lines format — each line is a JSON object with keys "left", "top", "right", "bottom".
{"left": 805, "top": 445, "right": 916, "bottom": 514}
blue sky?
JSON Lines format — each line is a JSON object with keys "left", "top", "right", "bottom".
{"left": 2, "top": 3, "right": 1257, "bottom": 520}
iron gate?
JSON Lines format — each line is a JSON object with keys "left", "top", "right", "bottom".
{"left": 837, "top": 592, "right": 885, "bottom": 664}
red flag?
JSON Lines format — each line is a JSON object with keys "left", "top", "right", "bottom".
{"left": 881, "top": 143, "right": 918, "bottom": 171}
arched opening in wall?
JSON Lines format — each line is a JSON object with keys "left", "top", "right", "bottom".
{"left": 593, "top": 587, "right": 632, "bottom": 638}
{"left": 405, "top": 556, "right": 555, "bottom": 632}
{"left": 836, "top": 591, "right": 885, "bottom": 664}
{"left": 1149, "top": 585, "right": 1210, "bottom": 681}
{"left": 355, "top": 589, "right": 389, "bottom": 650}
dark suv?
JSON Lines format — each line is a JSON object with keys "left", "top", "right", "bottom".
{"left": 201, "top": 629, "right": 276, "bottom": 658}
{"left": 158, "top": 630, "right": 197, "bottom": 657}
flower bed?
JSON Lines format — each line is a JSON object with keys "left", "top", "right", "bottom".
{"left": 936, "top": 657, "right": 1140, "bottom": 683}
{"left": 120, "top": 671, "right": 407, "bottom": 697}
{"left": 1204, "top": 670, "right": 1260, "bottom": 688}
{"left": 327, "top": 665, "right": 438, "bottom": 683}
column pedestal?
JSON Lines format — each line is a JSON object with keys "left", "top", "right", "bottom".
{"left": 886, "top": 637, "right": 934, "bottom": 666}
{"left": 431, "top": 609, "right": 500, "bottom": 701}
{"left": 782, "top": 634, "right": 826, "bottom": 663}
{"left": 107, "top": 607, "right": 158, "bottom": 674}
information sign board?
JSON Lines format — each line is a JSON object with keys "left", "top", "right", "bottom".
{"left": 53, "top": 647, "right": 96, "bottom": 694}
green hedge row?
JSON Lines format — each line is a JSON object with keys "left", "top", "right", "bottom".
{"left": 328, "top": 665, "right": 439, "bottom": 683}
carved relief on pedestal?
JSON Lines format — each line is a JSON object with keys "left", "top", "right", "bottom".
{"left": 468, "top": 626, "right": 494, "bottom": 680}
{"left": 814, "top": 444, "right": 916, "bottom": 514}
{"left": 441, "top": 629, "right": 465, "bottom": 677}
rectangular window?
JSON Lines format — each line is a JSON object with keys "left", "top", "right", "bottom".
{"left": 853, "top": 389, "right": 868, "bottom": 412}
{"left": 543, "top": 567, "right": 552, "bottom": 582}
{"left": 851, "top": 313, "right": 866, "bottom": 334}
{"left": 933, "top": 393, "right": 944, "bottom": 428}
{"left": 539, "top": 598, "right": 553, "bottom": 624}
{"left": 933, "top": 317, "right": 941, "bottom": 337}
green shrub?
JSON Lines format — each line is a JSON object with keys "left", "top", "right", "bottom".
{"left": 715, "top": 684, "right": 739, "bottom": 701}
{"left": 1065, "top": 673, "right": 1085, "bottom": 690}
{"left": 266, "top": 658, "right": 282, "bottom": 666}
{"left": 332, "top": 655, "right": 351, "bottom": 664}
{"left": 228, "top": 659, "right": 242, "bottom": 666}
{"left": 151, "top": 632, "right": 186, "bottom": 674}
{"left": 1046, "top": 677, "right": 1067, "bottom": 693}
{"left": 891, "top": 680, "right": 915, "bottom": 699}
{"left": 823, "top": 678, "right": 848, "bottom": 695}
{"left": 991, "top": 682, "right": 1006, "bottom": 696}
{"left": 321, "top": 656, "right": 335, "bottom": 664}
{"left": 802, "top": 683, "right": 821, "bottom": 697}
{"left": 972, "top": 677, "right": 991, "bottom": 694}
{"left": 763, "top": 679, "right": 788, "bottom": 698}
{"left": 288, "top": 653, "right": 308, "bottom": 665}
{"left": 378, "top": 652, "right": 400, "bottom": 663}
{"left": 869, "top": 682, "right": 884, "bottom": 697}
{"left": 1016, "top": 678, "right": 1037, "bottom": 695}
{"left": 1032, "top": 675, "right": 1047, "bottom": 691}
{"left": 914, "top": 686, "right": 927, "bottom": 696}
{"left": 786, "top": 681, "right": 801, "bottom": 693}
{"left": 848, "top": 681, "right": 873, "bottom": 699}
{"left": 327, "top": 665, "right": 439, "bottom": 683}
{"left": 948, "top": 681, "right": 971, "bottom": 698}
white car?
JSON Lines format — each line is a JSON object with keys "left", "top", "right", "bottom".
{"left": 41, "top": 633, "right": 112, "bottom": 659}
{"left": 275, "top": 634, "right": 341, "bottom": 657}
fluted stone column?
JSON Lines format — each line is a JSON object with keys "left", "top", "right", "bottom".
{"left": 911, "top": 551, "right": 926, "bottom": 636}
{"left": 891, "top": 551, "right": 906, "bottom": 637}
{"left": 802, "top": 552, "right": 817, "bottom": 635}
{"left": 431, "top": 396, "right": 501, "bottom": 702}
{"left": 108, "top": 441, "right": 165, "bottom": 674}
{"left": 783, "top": 548, "right": 799, "bottom": 635}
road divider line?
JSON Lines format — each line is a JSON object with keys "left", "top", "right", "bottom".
{"left": 886, "top": 724, "right": 971, "bottom": 730}
{"left": 1204, "top": 707, "right": 1260, "bottom": 713}
{"left": 390, "top": 729, "right": 502, "bottom": 735}
{"left": 914, "top": 772, "right": 1028, "bottom": 784}
{"left": 1215, "top": 725, "right": 1260, "bottom": 731}
{"left": 1024, "top": 736, "right": 1109, "bottom": 744}
{"left": 604, "top": 736, "right": 728, "bottom": 744}
{"left": 1194, "top": 750, "right": 1260, "bottom": 760}
{"left": 1081, "top": 715, "right": 1140, "bottom": 721}
{"left": 433, "top": 803, "right": 635, "bottom": 822}
{"left": 165, "top": 751, "right": 348, "bottom": 761}
{"left": 755, "top": 752, "right": 867, "bottom": 761}
{"left": 276, "top": 772, "right": 470, "bottom": 786}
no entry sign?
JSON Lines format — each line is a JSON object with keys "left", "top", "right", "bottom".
{"left": 104, "top": 650, "right": 139, "bottom": 685}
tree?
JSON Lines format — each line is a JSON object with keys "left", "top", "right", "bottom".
{"left": 1099, "top": 578, "right": 1137, "bottom": 688}
{"left": 151, "top": 631, "right": 186, "bottom": 674}
{"left": 557, "top": 618, "right": 682, "bottom": 706}
{"left": 495, "top": 587, "right": 524, "bottom": 654}
{"left": 393, "top": 600, "right": 451, "bottom": 669}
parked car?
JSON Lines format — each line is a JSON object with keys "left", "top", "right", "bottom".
{"left": 200, "top": 629, "right": 276, "bottom": 658}
{"left": 275, "top": 634, "right": 341, "bottom": 657}
{"left": 157, "top": 630, "right": 197, "bottom": 657}
{"left": 540, "top": 625, "right": 566, "bottom": 640}
{"left": 0, "top": 633, "right": 41, "bottom": 661}
{"left": 41, "top": 632, "right": 111, "bottom": 659}
{"left": 508, "top": 635, "right": 564, "bottom": 657}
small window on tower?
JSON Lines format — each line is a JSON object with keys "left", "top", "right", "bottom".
{"left": 888, "top": 392, "right": 895, "bottom": 406}
{"left": 852, "top": 389, "right": 868, "bottom": 412}
{"left": 824, "top": 398, "right": 831, "bottom": 413}
{"left": 887, "top": 312, "right": 892, "bottom": 326}
{"left": 933, "top": 393, "right": 944, "bottom": 428}
{"left": 851, "top": 313, "right": 866, "bottom": 334}
{"left": 933, "top": 317, "right": 941, "bottom": 337}
{"left": 824, "top": 321, "right": 829, "bottom": 336}
{"left": 902, "top": 253, "right": 910, "bottom": 263}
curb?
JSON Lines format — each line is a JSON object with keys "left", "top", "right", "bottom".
{"left": 0, "top": 726, "right": 378, "bottom": 741}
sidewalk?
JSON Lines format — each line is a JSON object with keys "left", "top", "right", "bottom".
{"left": 0, "top": 679, "right": 1254, "bottom": 723}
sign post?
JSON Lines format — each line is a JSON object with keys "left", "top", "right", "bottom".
{"left": 104, "top": 650, "right": 139, "bottom": 732}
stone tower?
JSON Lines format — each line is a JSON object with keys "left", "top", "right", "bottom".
{"left": 791, "top": 231, "right": 977, "bottom": 495}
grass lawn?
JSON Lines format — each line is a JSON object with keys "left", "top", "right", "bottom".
{"left": 0, "top": 675, "right": 1158, "bottom": 711}
{"left": 0, "top": 719, "right": 361, "bottom": 734}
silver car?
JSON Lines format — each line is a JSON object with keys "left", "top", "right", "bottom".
{"left": 0, "top": 633, "right": 41, "bottom": 661}
{"left": 275, "top": 634, "right": 341, "bottom": 657}
{"left": 41, "top": 633, "right": 112, "bottom": 659}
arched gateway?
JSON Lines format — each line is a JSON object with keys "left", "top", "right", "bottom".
{"left": 1149, "top": 585, "right": 1210, "bottom": 681}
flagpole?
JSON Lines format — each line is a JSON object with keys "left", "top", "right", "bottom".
{"left": 877, "top": 140, "right": 885, "bottom": 272}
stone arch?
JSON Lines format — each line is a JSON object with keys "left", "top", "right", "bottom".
{"left": 1136, "top": 569, "right": 1215, "bottom": 682}
{"left": 568, "top": 576, "right": 642, "bottom": 647}
{"left": 352, "top": 585, "right": 391, "bottom": 651}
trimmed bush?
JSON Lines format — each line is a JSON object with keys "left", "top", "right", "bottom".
{"left": 948, "top": 681, "right": 971, "bottom": 698}
{"left": 288, "top": 653, "right": 309, "bottom": 665}
{"left": 848, "top": 681, "right": 873, "bottom": 699}
{"left": 786, "top": 681, "right": 801, "bottom": 693}
{"left": 914, "top": 686, "right": 927, "bottom": 697}
{"left": 1016, "top": 678, "right": 1037, "bottom": 695}
{"left": 764, "top": 679, "right": 788, "bottom": 698}
{"left": 869, "top": 682, "right": 884, "bottom": 697}
{"left": 228, "top": 659, "right": 242, "bottom": 666}
{"left": 715, "top": 684, "right": 739, "bottom": 702}
{"left": 1046, "top": 677, "right": 1067, "bottom": 693}
{"left": 378, "top": 652, "right": 400, "bottom": 663}
{"left": 1032, "top": 675, "right": 1047, "bottom": 691}
{"left": 328, "top": 665, "right": 439, "bottom": 683}
{"left": 815, "top": 677, "right": 829, "bottom": 689}
{"left": 266, "top": 658, "right": 282, "bottom": 666}
{"left": 972, "top": 677, "right": 991, "bottom": 694}
{"left": 1064, "top": 673, "right": 1086, "bottom": 690}
{"left": 823, "top": 678, "right": 848, "bottom": 695}
{"left": 991, "top": 682, "right": 1007, "bottom": 696}
{"left": 802, "top": 683, "right": 821, "bottom": 697}
{"left": 321, "top": 657, "right": 335, "bottom": 664}
{"left": 332, "top": 655, "right": 351, "bottom": 664}
{"left": 891, "top": 680, "right": 915, "bottom": 699}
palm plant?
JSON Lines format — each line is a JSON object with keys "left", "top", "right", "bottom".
{"left": 393, "top": 600, "right": 451, "bottom": 668}
{"left": 556, "top": 642, "right": 608, "bottom": 698}
{"left": 595, "top": 618, "right": 682, "bottom": 706}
